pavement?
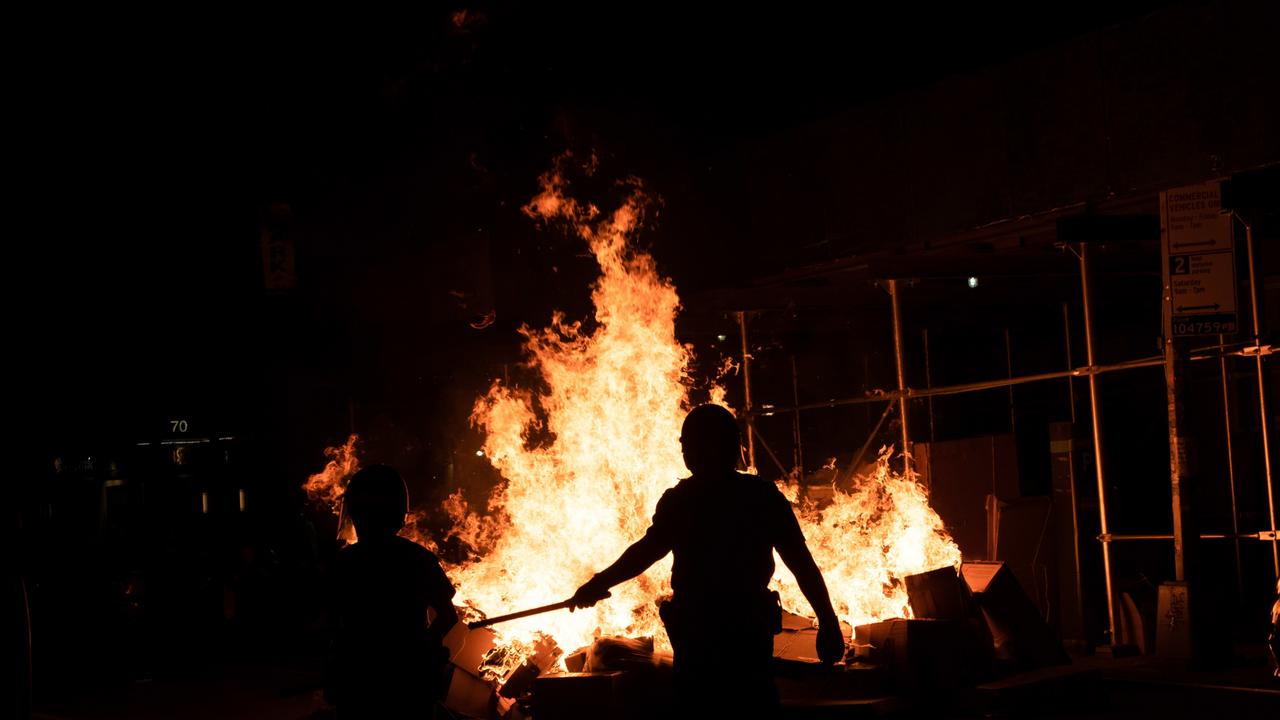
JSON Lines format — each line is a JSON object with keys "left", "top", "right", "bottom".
{"left": 30, "top": 647, "right": 1280, "bottom": 719}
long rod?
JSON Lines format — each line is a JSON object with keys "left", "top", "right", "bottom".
{"left": 1080, "top": 242, "right": 1118, "bottom": 648}
{"left": 1064, "top": 303, "right": 1078, "bottom": 423}
{"left": 748, "top": 420, "right": 790, "bottom": 477}
{"left": 1164, "top": 280, "right": 1189, "bottom": 583}
{"left": 1219, "top": 332, "right": 1244, "bottom": 599}
{"left": 737, "top": 311, "right": 757, "bottom": 472}
{"left": 790, "top": 354, "right": 805, "bottom": 483}
{"left": 749, "top": 343, "right": 1257, "bottom": 418}
{"left": 1242, "top": 216, "right": 1279, "bottom": 576}
{"left": 923, "top": 328, "right": 936, "bottom": 444}
{"left": 1100, "top": 533, "right": 1252, "bottom": 541}
{"left": 468, "top": 600, "right": 573, "bottom": 629}
{"left": 1005, "top": 327, "right": 1016, "bottom": 432}
{"left": 847, "top": 401, "right": 895, "bottom": 482}
{"left": 753, "top": 355, "right": 1166, "bottom": 416}
{"left": 1062, "top": 301, "right": 1085, "bottom": 642}
{"left": 889, "top": 279, "right": 911, "bottom": 467}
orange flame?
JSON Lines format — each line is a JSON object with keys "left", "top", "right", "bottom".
{"left": 445, "top": 155, "right": 689, "bottom": 670}
{"left": 304, "top": 434, "right": 361, "bottom": 544}
{"left": 306, "top": 157, "right": 961, "bottom": 680}
{"left": 442, "top": 156, "right": 960, "bottom": 674}
{"left": 775, "top": 447, "right": 962, "bottom": 628}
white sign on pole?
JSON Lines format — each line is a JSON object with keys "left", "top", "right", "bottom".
{"left": 1160, "top": 182, "right": 1237, "bottom": 337}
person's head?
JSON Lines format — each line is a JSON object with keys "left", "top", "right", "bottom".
{"left": 343, "top": 464, "right": 408, "bottom": 539}
{"left": 680, "top": 404, "right": 742, "bottom": 476}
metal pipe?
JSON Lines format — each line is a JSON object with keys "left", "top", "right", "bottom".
{"left": 747, "top": 420, "right": 790, "bottom": 477}
{"left": 1219, "top": 332, "right": 1244, "bottom": 599}
{"left": 1241, "top": 216, "right": 1278, "bottom": 576}
{"left": 863, "top": 352, "right": 872, "bottom": 429}
{"left": 1064, "top": 303, "right": 1077, "bottom": 422}
{"left": 889, "top": 279, "right": 911, "bottom": 468}
{"left": 752, "top": 355, "right": 1166, "bottom": 416}
{"left": 1098, "top": 533, "right": 1242, "bottom": 542}
{"left": 1061, "top": 301, "right": 1085, "bottom": 643}
{"left": 1080, "top": 242, "right": 1119, "bottom": 648}
{"left": 790, "top": 354, "right": 804, "bottom": 482}
{"left": 1163, "top": 298, "right": 1190, "bottom": 584}
{"left": 469, "top": 599, "right": 574, "bottom": 629}
{"left": 847, "top": 401, "right": 895, "bottom": 482}
{"left": 737, "top": 311, "right": 757, "bottom": 472}
{"left": 923, "top": 328, "right": 936, "bottom": 444}
{"left": 1005, "top": 327, "right": 1016, "bottom": 433}
{"left": 739, "top": 334, "right": 1262, "bottom": 421}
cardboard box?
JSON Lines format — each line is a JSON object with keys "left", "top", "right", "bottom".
{"left": 446, "top": 665, "right": 497, "bottom": 719}
{"left": 773, "top": 610, "right": 852, "bottom": 662}
{"left": 444, "top": 621, "right": 498, "bottom": 677}
{"left": 533, "top": 672, "right": 623, "bottom": 720}
{"left": 905, "top": 565, "right": 973, "bottom": 620}
{"left": 962, "top": 561, "right": 1069, "bottom": 670}
{"left": 853, "top": 618, "right": 967, "bottom": 689}
{"left": 773, "top": 658, "right": 888, "bottom": 700}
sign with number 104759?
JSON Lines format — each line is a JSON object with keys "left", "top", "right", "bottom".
{"left": 1160, "top": 182, "right": 1238, "bottom": 338}
{"left": 1171, "top": 314, "right": 1237, "bottom": 336}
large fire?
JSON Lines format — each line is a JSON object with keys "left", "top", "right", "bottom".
{"left": 306, "top": 155, "right": 960, "bottom": 680}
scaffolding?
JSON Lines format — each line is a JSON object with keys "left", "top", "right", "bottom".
{"left": 732, "top": 218, "right": 1276, "bottom": 652}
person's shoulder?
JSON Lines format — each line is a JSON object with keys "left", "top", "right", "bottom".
{"left": 662, "top": 475, "right": 699, "bottom": 501}
{"left": 668, "top": 475, "right": 695, "bottom": 492}
{"left": 389, "top": 535, "right": 442, "bottom": 563}
{"left": 654, "top": 477, "right": 694, "bottom": 514}
{"left": 735, "top": 471, "right": 779, "bottom": 490}
{"left": 333, "top": 542, "right": 357, "bottom": 568}
{"left": 738, "top": 472, "right": 791, "bottom": 505}
{"left": 336, "top": 538, "right": 374, "bottom": 561}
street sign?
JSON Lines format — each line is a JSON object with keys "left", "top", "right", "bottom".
{"left": 1160, "top": 182, "right": 1237, "bottom": 337}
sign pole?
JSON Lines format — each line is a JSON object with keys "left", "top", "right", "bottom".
{"left": 1157, "top": 181, "right": 1237, "bottom": 661}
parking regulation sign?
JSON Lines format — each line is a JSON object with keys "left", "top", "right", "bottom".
{"left": 1160, "top": 182, "right": 1238, "bottom": 337}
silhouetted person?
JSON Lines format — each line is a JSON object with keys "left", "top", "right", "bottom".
{"left": 1270, "top": 577, "right": 1279, "bottom": 679}
{"left": 570, "top": 404, "right": 844, "bottom": 716}
{"left": 325, "top": 465, "right": 458, "bottom": 719}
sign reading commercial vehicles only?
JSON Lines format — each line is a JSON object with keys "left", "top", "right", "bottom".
{"left": 1160, "top": 182, "right": 1237, "bottom": 337}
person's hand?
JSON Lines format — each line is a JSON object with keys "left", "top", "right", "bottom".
{"left": 816, "top": 621, "right": 846, "bottom": 665}
{"left": 569, "top": 576, "right": 611, "bottom": 610}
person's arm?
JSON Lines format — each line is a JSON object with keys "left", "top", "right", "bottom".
{"left": 422, "top": 553, "right": 459, "bottom": 646}
{"left": 570, "top": 495, "right": 676, "bottom": 608}
{"left": 772, "top": 496, "right": 845, "bottom": 664}
{"left": 425, "top": 598, "right": 458, "bottom": 646}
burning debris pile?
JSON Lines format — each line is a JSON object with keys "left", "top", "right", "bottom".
{"left": 779, "top": 448, "right": 962, "bottom": 631}
{"left": 305, "top": 156, "right": 961, "bottom": 713}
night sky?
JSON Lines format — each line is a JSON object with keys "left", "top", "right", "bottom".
{"left": 23, "top": 1, "right": 1181, "bottom": 467}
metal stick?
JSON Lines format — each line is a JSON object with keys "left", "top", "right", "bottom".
{"left": 738, "top": 311, "right": 757, "bottom": 472}
{"left": 1062, "top": 301, "right": 1085, "bottom": 643}
{"left": 1240, "top": 215, "right": 1278, "bottom": 577}
{"left": 751, "top": 355, "right": 1166, "bottom": 415}
{"left": 791, "top": 354, "right": 804, "bottom": 483}
{"left": 1079, "top": 242, "right": 1118, "bottom": 648}
{"left": 1219, "top": 332, "right": 1244, "bottom": 599}
{"left": 923, "top": 328, "right": 936, "bottom": 444}
{"left": 468, "top": 599, "right": 576, "bottom": 629}
{"left": 889, "top": 279, "right": 911, "bottom": 469}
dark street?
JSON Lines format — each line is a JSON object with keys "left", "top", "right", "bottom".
{"left": 11, "top": 1, "right": 1279, "bottom": 718}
